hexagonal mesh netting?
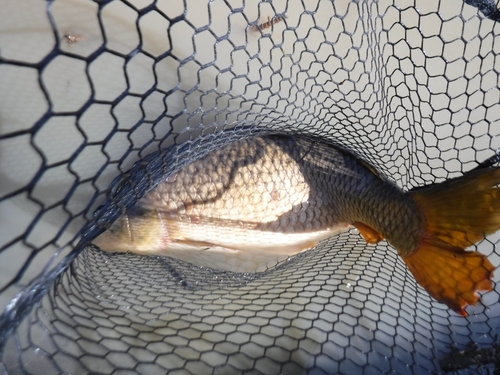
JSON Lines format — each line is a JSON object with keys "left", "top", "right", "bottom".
{"left": 1, "top": 0, "right": 500, "bottom": 374}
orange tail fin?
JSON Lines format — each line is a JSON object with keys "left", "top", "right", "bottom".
{"left": 405, "top": 167, "right": 500, "bottom": 316}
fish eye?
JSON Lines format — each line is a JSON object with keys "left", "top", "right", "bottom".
{"left": 128, "top": 205, "right": 148, "bottom": 217}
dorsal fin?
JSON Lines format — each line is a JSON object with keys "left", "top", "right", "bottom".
{"left": 358, "top": 159, "right": 384, "bottom": 180}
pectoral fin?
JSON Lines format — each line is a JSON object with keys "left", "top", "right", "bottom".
{"left": 178, "top": 238, "right": 320, "bottom": 255}
{"left": 175, "top": 239, "right": 222, "bottom": 249}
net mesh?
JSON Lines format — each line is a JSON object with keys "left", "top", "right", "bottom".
{"left": 1, "top": 0, "right": 500, "bottom": 373}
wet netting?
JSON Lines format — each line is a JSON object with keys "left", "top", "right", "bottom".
{"left": 1, "top": 0, "right": 500, "bottom": 374}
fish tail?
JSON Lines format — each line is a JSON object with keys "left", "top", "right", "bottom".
{"left": 404, "top": 167, "right": 500, "bottom": 316}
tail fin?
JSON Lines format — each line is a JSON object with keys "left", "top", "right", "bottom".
{"left": 405, "top": 167, "right": 500, "bottom": 316}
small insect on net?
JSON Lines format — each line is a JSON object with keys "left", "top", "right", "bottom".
{"left": 1, "top": 0, "right": 500, "bottom": 374}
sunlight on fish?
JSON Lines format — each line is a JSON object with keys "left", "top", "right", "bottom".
{"left": 93, "top": 134, "right": 499, "bottom": 316}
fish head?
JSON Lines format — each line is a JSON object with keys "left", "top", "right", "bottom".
{"left": 92, "top": 210, "right": 170, "bottom": 254}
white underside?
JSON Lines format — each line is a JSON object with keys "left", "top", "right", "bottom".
{"left": 94, "top": 222, "right": 351, "bottom": 273}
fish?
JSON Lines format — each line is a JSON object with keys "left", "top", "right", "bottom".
{"left": 93, "top": 134, "right": 499, "bottom": 316}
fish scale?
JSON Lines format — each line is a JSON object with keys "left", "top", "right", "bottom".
{"left": 94, "top": 134, "right": 498, "bottom": 316}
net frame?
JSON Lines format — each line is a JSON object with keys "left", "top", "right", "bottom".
{"left": 1, "top": 0, "right": 500, "bottom": 374}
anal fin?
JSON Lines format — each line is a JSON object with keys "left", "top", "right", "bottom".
{"left": 353, "top": 222, "right": 384, "bottom": 244}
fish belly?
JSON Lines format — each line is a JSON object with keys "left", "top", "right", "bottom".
{"left": 148, "top": 221, "right": 350, "bottom": 272}
{"left": 93, "top": 135, "right": 378, "bottom": 272}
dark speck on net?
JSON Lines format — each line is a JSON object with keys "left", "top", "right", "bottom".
{"left": 440, "top": 338, "right": 500, "bottom": 373}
